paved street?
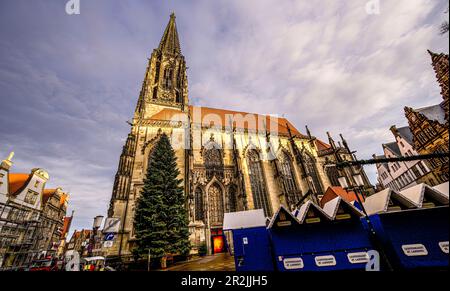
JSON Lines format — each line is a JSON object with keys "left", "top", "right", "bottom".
{"left": 165, "top": 253, "right": 235, "bottom": 271}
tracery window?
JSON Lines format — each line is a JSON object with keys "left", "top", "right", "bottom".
{"left": 208, "top": 183, "right": 224, "bottom": 224}
{"left": 325, "top": 164, "right": 341, "bottom": 187}
{"left": 277, "top": 151, "right": 300, "bottom": 208}
{"left": 204, "top": 142, "right": 224, "bottom": 180}
{"left": 195, "top": 187, "right": 204, "bottom": 221}
{"left": 228, "top": 184, "right": 238, "bottom": 213}
{"left": 302, "top": 151, "right": 323, "bottom": 195}
{"left": 163, "top": 67, "right": 173, "bottom": 89}
{"left": 247, "top": 149, "right": 272, "bottom": 217}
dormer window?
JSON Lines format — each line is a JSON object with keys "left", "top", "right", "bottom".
{"left": 24, "top": 190, "right": 39, "bottom": 205}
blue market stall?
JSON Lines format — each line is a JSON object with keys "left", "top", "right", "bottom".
{"left": 364, "top": 183, "right": 449, "bottom": 270}
{"left": 223, "top": 209, "right": 274, "bottom": 271}
{"left": 268, "top": 199, "right": 375, "bottom": 271}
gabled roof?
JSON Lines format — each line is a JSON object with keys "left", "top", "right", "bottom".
{"left": 373, "top": 154, "right": 389, "bottom": 170}
{"left": 294, "top": 201, "right": 331, "bottom": 223}
{"left": 414, "top": 104, "right": 446, "bottom": 125}
{"left": 314, "top": 139, "right": 332, "bottom": 151}
{"left": 8, "top": 173, "right": 32, "bottom": 195}
{"left": 223, "top": 209, "right": 266, "bottom": 230}
{"left": 396, "top": 126, "right": 414, "bottom": 145}
{"left": 433, "top": 182, "right": 449, "bottom": 198}
{"left": 267, "top": 205, "right": 300, "bottom": 229}
{"left": 399, "top": 183, "right": 449, "bottom": 207}
{"left": 322, "top": 197, "right": 364, "bottom": 220}
{"left": 363, "top": 188, "right": 417, "bottom": 215}
{"left": 383, "top": 142, "right": 401, "bottom": 157}
{"left": 320, "top": 186, "right": 364, "bottom": 207}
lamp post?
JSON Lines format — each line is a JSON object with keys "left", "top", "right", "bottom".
{"left": 338, "top": 174, "right": 393, "bottom": 270}
{"left": 89, "top": 215, "right": 104, "bottom": 257}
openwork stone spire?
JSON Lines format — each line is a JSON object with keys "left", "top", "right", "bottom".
{"left": 158, "top": 12, "right": 181, "bottom": 55}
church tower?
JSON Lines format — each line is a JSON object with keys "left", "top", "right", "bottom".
{"left": 428, "top": 50, "right": 449, "bottom": 124}
{"left": 134, "top": 13, "right": 188, "bottom": 120}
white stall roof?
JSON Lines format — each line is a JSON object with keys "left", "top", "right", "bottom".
{"left": 363, "top": 188, "right": 416, "bottom": 215}
{"left": 433, "top": 182, "right": 449, "bottom": 198}
{"left": 400, "top": 183, "right": 449, "bottom": 207}
{"left": 223, "top": 209, "right": 266, "bottom": 230}
{"left": 322, "top": 197, "right": 364, "bottom": 219}
{"left": 295, "top": 200, "right": 331, "bottom": 223}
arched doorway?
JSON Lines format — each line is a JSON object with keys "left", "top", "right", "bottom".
{"left": 208, "top": 183, "right": 226, "bottom": 254}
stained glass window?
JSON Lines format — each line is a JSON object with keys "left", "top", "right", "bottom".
{"left": 208, "top": 184, "right": 224, "bottom": 224}
{"left": 247, "top": 149, "right": 272, "bottom": 217}
{"left": 303, "top": 151, "right": 323, "bottom": 195}
{"left": 277, "top": 151, "right": 300, "bottom": 209}
{"left": 204, "top": 142, "right": 224, "bottom": 180}
{"left": 325, "top": 164, "right": 341, "bottom": 187}
{"left": 195, "top": 187, "right": 204, "bottom": 221}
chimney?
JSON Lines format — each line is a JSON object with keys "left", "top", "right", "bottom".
{"left": 389, "top": 125, "right": 399, "bottom": 137}
{"left": 0, "top": 151, "right": 14, "bottom": 171}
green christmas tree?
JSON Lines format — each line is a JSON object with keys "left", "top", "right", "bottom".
{"left": 133, "top": 133, "right": 190, "bottom": 265}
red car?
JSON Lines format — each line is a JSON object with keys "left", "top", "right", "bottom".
{"left": 29, "top": 259, "right": 59, "bottom": 271}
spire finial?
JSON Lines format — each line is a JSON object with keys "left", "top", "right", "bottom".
{"left": 158, "top": 13, "right": 181, "bottom": 55}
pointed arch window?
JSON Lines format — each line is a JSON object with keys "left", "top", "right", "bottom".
{"left": 277, "top": 151, "right": 300, "bottom": 208}
{"left": 247, "top": 149, "right": 272, "bottom": 217}
{"left": 302, "top": 151, "right": 323, "bottom": 195}
{"left": 154, "top": 61, "right": 161, "bottom": 83}
{"left": 325, "top": 164, "right": 341, "bottom": 187}
{"left": 163, "top": 67, "right": 173, "bottom": 89}
{"left": 195, "top": 187, "right": 204, "bottom": 221}
{"left": 204, "top": 142, "right": 224, "bottom": 180}
{"left": 208, "top": 183, "right": 224, "bottom": 224}
{"left": 228, "top": 184, "right": 238, "bottom": 213}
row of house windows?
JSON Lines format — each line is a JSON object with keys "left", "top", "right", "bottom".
{"left": 384, "top": 162, "right": 429, "bottom": 191}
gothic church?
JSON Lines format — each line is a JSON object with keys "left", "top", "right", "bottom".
{"left": 105, "top": 14, "right": 372, "bottom": 258}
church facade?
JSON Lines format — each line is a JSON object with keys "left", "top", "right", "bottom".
{"left": 105, "top": 14, "right": 372, "bottom": 259}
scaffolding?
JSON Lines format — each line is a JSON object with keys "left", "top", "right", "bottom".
{"left": 0, "top": 195, "right": 65, "bottom": 270}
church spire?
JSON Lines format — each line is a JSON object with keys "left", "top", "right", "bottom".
{"left": 158, "top": 12, "right": 181, "bottom": 55}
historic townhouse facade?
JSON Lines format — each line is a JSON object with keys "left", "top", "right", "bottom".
{"left": 0, "top": 152, "right": 70, "bottom": 269}
{"left": 374, "top": 125, "right": 432, "bottom": 191}
{"left": 105, "top": 14, "right": 372, "bottom": 258}
{"left": 404, "top": 50, "right": 449, "bottom": 185}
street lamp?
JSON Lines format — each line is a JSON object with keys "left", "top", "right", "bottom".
{"left": 89, "top": 215, "right": 104, "bottom": 257}
{"left": 93, "top": 215, "right": 104, "bottom": 229}
{"left": 353, "top": 173, "right": 365, "bottom": 188}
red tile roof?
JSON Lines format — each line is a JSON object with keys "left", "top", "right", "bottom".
{"left": 149, "top": 105, "right": 307, "bottom": 137}
{"left": 314, "top": 139, "right": 332, "bottom": 151}
{"left": 320, "top": 186, "right": 365, "bottom": 207}
{"left": 8, "top": 173, "right": 31, "bottom": 195}
{"left": 61, "top": 216, "right": 73, "bottom": 238}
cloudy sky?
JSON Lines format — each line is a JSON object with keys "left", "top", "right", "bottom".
{"left": 0, "top": 0, "right": 448, "bottom": 233}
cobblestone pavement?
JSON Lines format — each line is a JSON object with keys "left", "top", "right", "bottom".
{"left": 165, "top": 253, "right": 236, "bottom": 271}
